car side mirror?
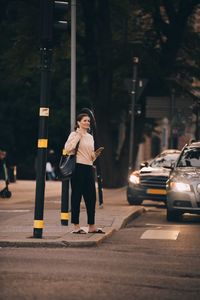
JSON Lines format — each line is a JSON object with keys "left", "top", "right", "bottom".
{"left": 140, "top": 161, "right": 148, "bottom": 169}
{"left": 163, "top": 161, "right": 175, "bottom": 169}
{"left": 170, "top": 162, "right": 175, "bottom": 169}
{"left": 163, "top": 162, "right": 171, "bottom": 168}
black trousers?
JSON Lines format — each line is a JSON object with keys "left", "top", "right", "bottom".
{"left": 71, "top": 163, "right": 96, "bottom": 225}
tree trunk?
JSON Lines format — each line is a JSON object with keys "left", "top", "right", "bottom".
{"left": 81, "top": 0, "right": 127, "bottom": 187}
{"left": 80, "top": 0, "right": 144, "bottom": 187}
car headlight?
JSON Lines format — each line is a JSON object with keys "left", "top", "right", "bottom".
{"left": 129, "top": 174, "right": 140, "bottom": 184}
{"left": 170, "top": 182, "right": 191, "bottom": 192}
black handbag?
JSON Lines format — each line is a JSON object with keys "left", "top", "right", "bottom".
{"left": 59, "top": 142, "right": 80, "bottom": 181}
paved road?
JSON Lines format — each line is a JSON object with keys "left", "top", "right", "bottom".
{"left": 1, "top": 201, "right": 200, "bottom": 300}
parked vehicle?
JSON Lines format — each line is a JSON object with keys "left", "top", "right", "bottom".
{"left": 127, "top": 149, "right": 181, "bottom": 205}
{"left": 166, "top": 141, "right": 200, "bottom": 221}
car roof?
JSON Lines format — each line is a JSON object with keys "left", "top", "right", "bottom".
{"left": 159, "top": 149, "right": 181, "bottom": 155}
{"left": 188, "top": 142, "right": 200, "bottom": 148}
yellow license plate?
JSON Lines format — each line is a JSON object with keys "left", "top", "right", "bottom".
{"left": 147, "top": 188, "right": 166, "bottom": 195}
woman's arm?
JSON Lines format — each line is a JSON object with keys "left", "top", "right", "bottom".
{"left": 64, "top": 132, "right": 82, "bottom": 153}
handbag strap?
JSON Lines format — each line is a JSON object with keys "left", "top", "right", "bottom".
{"left": 62, "top": 140, "right": 80, "bottom": 156}
{"left": 74, "top": 140, "right": 80, "bottom": 155}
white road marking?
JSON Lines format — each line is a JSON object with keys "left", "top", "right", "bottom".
{"left": 0, "top": 210, "right": 30, "bottom": 213}
{"left": 146, "top": 223, "right": 179, "bottom": 227}
{"left": 141, "top": 229, "right": 179, "bottom": 240}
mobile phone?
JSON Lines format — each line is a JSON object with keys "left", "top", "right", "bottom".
{"left": 96, "top": 147, "right": 104, "bottom": 152}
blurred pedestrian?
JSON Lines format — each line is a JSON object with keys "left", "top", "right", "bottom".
{"left": 0, "top": 150, "right": 8, "bottom": 183}
{"left": 0, "top": 149, "right": 12, "bottom": 198}
{"left": 46, "top": 161, "right": 56, "bottom": 180}
{"left": 64, "top": 113, "right": 104, "bottom": 234}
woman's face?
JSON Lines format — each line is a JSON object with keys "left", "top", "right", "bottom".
{"left": 78, "top": 116, "right": 90, "bottom": 130}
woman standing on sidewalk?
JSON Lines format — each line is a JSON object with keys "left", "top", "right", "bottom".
{"left": 64, "top": 113, "right": 104, "bottom": 234}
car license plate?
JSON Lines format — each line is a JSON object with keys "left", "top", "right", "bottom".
{"left": 147, "top": 188, "right": 166, "bottom": 195}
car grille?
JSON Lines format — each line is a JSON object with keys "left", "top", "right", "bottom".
{"left": 173, "top": 200, "right": 192, "bottom": 207}
{"left": 140, "top": 175, "right": 168, "bottom": 188}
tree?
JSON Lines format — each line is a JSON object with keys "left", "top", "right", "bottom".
{"left": 78, "top": 0, "right": 200, "bottom": 187}
{"left": 0, "top": 0, "right": 71, "bottom": 178}
{"left": 0, "top": 0, "right": 199, "bottom": 186}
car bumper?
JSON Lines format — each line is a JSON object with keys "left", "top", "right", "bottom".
{"left": 167, "top": 190, "right": 200, "bottom": 214}
{"left": 127, "top": 184, "right": 167, "bottom": 202}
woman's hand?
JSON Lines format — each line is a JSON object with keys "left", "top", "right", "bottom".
{"left": 76, "top": 128, "right": 83, "bottom": 137}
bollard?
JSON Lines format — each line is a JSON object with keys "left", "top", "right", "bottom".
{"left": 61, "top": 179, "right": 70, "bottom": 225}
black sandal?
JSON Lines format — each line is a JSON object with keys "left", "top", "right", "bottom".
{"left": 72, "top": 229, "right": 86, "bottom": 234}
{"left": 88, "top": 228, "right": 105, "bottom": 234}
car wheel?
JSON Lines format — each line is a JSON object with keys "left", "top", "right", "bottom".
{"left": 167, "top": 209, "right": 181, "bottom": 222}
{"left": 127, "top": 196, "right": 142, "bottom": 206}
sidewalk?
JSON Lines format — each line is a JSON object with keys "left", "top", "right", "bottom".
{"left": 0, "top": 180, "right": 144, "bottom": 248}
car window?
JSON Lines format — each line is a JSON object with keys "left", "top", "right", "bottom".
{"left": 177, "top": 148, "right": 200, "bottom": 167}
{"left": 150, "top": 153, "right": 180, "bottom": 168}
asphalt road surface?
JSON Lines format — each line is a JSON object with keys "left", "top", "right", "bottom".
{"left": 1, "top": 201, "right": 200, "bottom": 300}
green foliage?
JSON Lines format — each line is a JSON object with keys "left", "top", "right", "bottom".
{"left": 0, "top": 0, "right": 71, "bottom": 178}
{"left": 0, "top": 1, "right": 40, "bottom": 172}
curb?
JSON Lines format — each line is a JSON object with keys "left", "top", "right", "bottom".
{"left": 0, "top": 208, "right": 145, "bottom": 248}
{"left": 0, "top": 228, "right": 116, "bottom": 248}
{"left": 120, "top": 207, "right": 145, "bottom": 229}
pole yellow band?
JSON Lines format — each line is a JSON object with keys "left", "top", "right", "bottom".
{"left": 34, "top": 220, "right": 44, "bottom": 228}
{"left": 61, "top": 212, "right": 70, "bottom": 220}
{"left": 38, "top": 139, "right": 48, "bottom": 148}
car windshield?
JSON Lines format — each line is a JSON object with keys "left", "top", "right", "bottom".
{"left": 177, "top": 148, "right": 200, "bottom": 167}
{"left": 150, "top": 153, "right": 180, "bottom": 168}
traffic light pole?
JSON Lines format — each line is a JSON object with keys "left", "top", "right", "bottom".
{"left": 170, "top": 88, "right": 175, "bottom": 148}
{"left": 33, "top": 1, "right": 69, "bottom": 234}
{"left": 33, "top": 0, "right": 53, "bottom": 238}
{"left": 128, "top": 57, "right": 139, "bottom": 175}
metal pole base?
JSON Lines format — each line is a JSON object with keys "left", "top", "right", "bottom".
{"left": 61, "top": 220, "right": 69, "bottom": 226}
{"left": 61, "top": 180, "right": 70, "bottom": 226}
{"left": 33, "top": 228, "right": 43, "bottom": 239}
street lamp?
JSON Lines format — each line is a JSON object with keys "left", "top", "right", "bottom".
{"left": 170, "top": 88, "right": 175, "bottom": 148}
{"left": 128, "top": 57, "right": 139, "bottom": 175}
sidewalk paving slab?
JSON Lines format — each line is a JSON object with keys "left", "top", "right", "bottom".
{"left": 0, "top": 180, "right": 145, "bottom": 248}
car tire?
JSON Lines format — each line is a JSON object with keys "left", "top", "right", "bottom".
{"left": 167, "top": 209, "right": 181, "bottom": 222}
{"left": 127, "top": 196, "right": 142, "bottom": 206}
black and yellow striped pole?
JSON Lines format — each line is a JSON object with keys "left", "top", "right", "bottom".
{"left": 60, "top": 149, "right": 70, "bottom": 225}
{"left": 33, "top": 0, "right": 53, "bottom": 238}
{"left": 61, "top": 179, "right": 70, "bottom": 225}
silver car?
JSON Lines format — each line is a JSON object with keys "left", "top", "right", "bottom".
{"left": 166, "top": 141, "right": 200, "bottom": 221}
